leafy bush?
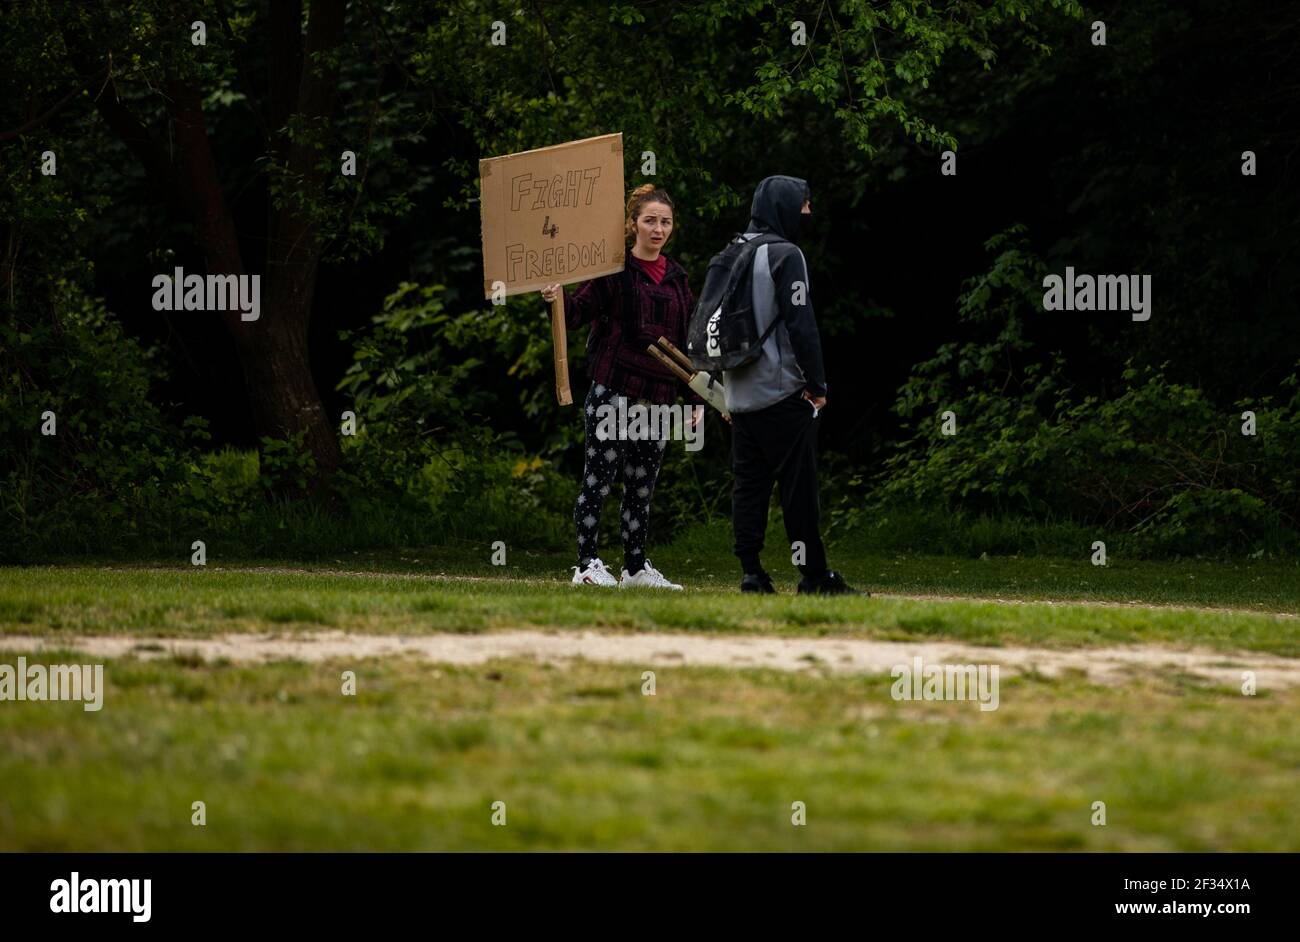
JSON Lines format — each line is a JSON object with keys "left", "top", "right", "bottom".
{"left": 333, "top": 282, "right": 573, "bottom": 549}
{"left": 861, "top": 228, "right": 1300, "bottom": 557}
{"left": 0, "top": 282, "right": 191, "bottom": 559}
{"left": 179, "top": 443, "right": 260, "bottom": 532}
{"left": 336, "top": 282, "right": 489, "bottom": 438}
{"left": 258, "top": 431, "right": 319, "bottom": 497}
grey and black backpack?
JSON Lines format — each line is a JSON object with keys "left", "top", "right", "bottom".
{"left": 686, "top": 232, "right": 786, "bottom": 371}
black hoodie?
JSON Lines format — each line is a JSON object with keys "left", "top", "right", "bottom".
{"left": 741, "top": 175, "right": 827, "bottom": 399}
{"left": 749, "top": 174, "right": 811, "bottom": 242}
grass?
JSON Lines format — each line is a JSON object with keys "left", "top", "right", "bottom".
{"left": 3, "top": 538, "right": 1297, "bottom": 851}
{"left": 17, "top": 512, "right": 1300, "bottom": 610}
{"left": 1, "top": 553, "right": 1297, "bottom": 654}
{"left": 0, "top": 651, "right": 1294, "bottom": 851}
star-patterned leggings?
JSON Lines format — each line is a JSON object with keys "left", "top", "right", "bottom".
{"left": 575, "top": 382, "right": 669, "bottom": 575}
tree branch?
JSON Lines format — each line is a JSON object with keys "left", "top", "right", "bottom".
{"left": 0, "top": 80, "right": 98, "bottom": 143}
{"left": 56, "top": 23, "right": 178, "bottom": 192}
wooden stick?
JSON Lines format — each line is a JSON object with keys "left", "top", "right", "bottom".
{"left": 550, "top": 292, "right": 572, "bottom": 405}
{"left": 655, "top": 335, "right": 696, "bottom": 374}
{"left": 646, "top": 345, "right": 694, "bottom": 384}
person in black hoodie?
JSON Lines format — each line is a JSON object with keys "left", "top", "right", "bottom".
{"left": 721, "top": 175, "right": 862, "bottom": 595}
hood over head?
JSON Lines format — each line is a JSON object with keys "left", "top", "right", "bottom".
{"left": 748, "top": 175, "right": 811, "bottom": 241}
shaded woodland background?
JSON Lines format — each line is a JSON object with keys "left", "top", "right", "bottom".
{"left": 3, "top": 0, "right": 1298, "bottom": 563}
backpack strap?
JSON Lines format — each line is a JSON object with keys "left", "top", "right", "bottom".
{"left": 755, "top": 309, "right": 783, "bottom": 345}
{"left": 740, "top": 233, "right": 788, "bottom": 347}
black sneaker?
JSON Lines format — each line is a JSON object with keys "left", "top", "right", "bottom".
{"left": 796, "top": 570, "right": 865, "bottom": 596}
{"left": 740, "top": 572, "right": 776, "bottom": 594}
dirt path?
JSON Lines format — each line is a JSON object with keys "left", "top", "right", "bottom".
{"left": 2, "top": 630, "right": 1297, "bottom": 689}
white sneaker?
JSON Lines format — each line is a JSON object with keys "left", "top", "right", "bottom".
{"left": 572, "top": 558, "right": 618, "bottom": 587}
{"left": 619, "top": 561, "right": 683, "bottom": 590}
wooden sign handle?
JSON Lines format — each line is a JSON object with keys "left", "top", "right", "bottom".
{"left": 550, "top": 291, "right": 572, "bottom": 405}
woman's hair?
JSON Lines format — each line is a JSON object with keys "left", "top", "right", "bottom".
{"left": 625, "top": 183, "right": 675, "bottom": 243}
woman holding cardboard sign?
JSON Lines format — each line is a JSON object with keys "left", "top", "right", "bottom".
{"left": 541, "top": 184, "right": 702, "bottom": 590}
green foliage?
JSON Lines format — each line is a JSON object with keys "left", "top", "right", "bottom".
{"left": 417, "top": 0, "right": 1084, "bottom": 235}
{"left": 258, "top": 431, "right": 319, "bottom": 496}
{"left": 0, "top": 275, "right": 578, "bottom": 560}
{"left": 0, "top": 283, "right": 189, "bottom": 556}
{"left": 337, "top": 282, "right": 490, "bottom": 436}
{"left": 865, "top": 229, "right": 1300, "bottom": 556}
{"left": 650, "top": 427, "right": 735, "bottom": 543}
{"left": 180, "top": 446, "right": 259, "bottom": 532}
{"left": 329, "top": 422, "right": 568, "bottom": 552}
{"left": 332, "top": 281, "right": 572, "bottom": 549}
{"left": 724, "top": 0, "right": 1086, "bottom": 156}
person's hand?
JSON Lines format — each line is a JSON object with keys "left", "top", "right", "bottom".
{"left": 690, "top": 405, "right": 704, "bottom": 428}
{"left": 803, "top": 389, "right": 827, "bottom": 412}
{"left": 541, "top": 283, "right": 561, "bottom": 303}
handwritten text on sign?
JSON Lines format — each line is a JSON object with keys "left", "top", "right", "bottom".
{"left": 506, "top": 168, "right": 604, "bottom": 281}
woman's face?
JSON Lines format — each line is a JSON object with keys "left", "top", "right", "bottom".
{"left": 634, "top": 200, "right": 674, "bottom": 253}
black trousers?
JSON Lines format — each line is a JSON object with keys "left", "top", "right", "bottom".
{"left": 730, "top": 390, "right": 828, "bottom": 578}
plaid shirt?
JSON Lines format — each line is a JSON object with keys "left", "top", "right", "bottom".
{"left": 562, "top": 255, "right": 702, "bottom": 406}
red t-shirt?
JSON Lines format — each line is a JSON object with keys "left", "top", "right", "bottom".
{"left": 630, "top": 253, "right": 667, "bottom": 284}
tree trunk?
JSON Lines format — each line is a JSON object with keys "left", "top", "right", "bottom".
{"left": 165, "top": 79, "right": 341, "bottom": 496}
{"left": 229, "top": 305, "right": 342, "bottom": 497}
{"left": 62, "top": 4, "right": 346, "bottom": 499}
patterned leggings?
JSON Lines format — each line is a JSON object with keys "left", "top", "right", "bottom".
{"left": 575, "top": 382, "right": 669, "bottom": 575}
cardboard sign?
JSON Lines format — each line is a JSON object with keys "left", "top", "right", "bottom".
{"left": 479, "top": 132, "right": 625, "bottom": 298}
